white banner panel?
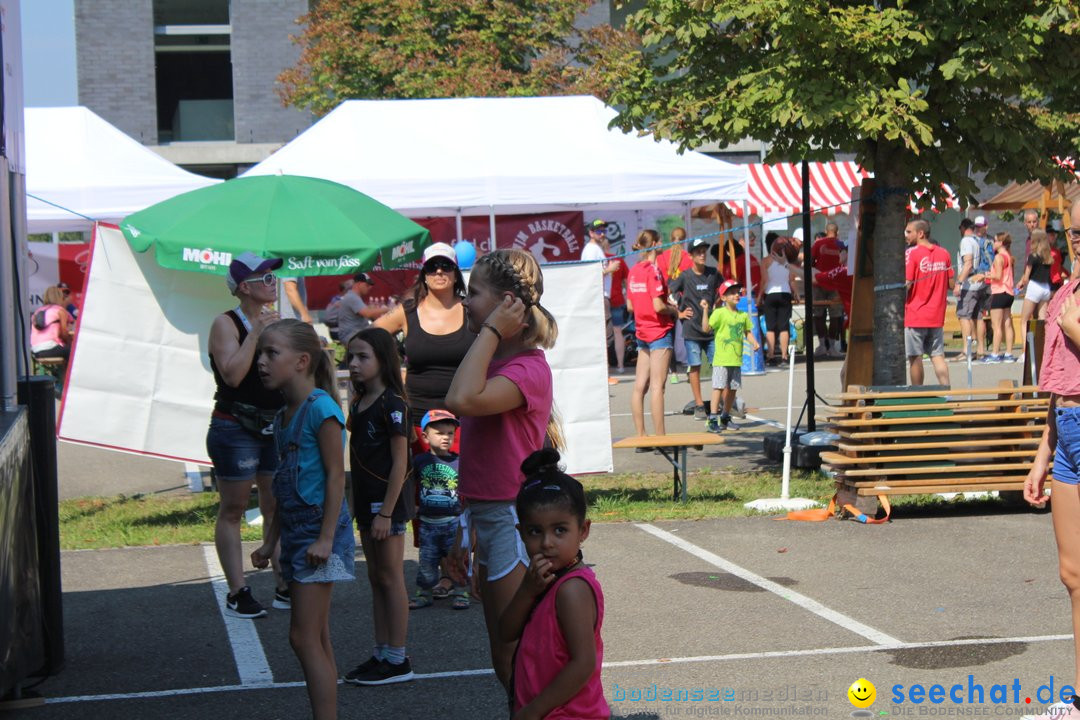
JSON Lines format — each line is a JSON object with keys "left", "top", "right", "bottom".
{"left": 59, "top": 225, "right": 613, "bottom": 475}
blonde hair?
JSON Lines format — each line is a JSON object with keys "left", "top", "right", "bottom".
{"left": 259, "top": 319, "right": 339, "bottom": 404}
{"left": 471, "top": 249, "right": 558, "bottom": 349}
{"left": 995, "top": 232, "right": 1012, "bottom": 250}
{"left": 43, "top": 286, "right": 67, "bottom": 306}
{"left": 633, "top": 229, "right": 661, "bottom": 252}
{"left": 1030, "top": 229, "right": 1051, "bottom": 264}
{"left": 667, "top": 227, "right": 687, "bottom": 279}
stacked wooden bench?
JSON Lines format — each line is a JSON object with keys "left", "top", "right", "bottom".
{"left": 820, "top": 381, "right": 1048, "bottom": 510}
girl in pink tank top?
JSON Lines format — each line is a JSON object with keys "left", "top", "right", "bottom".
{"left": 500, "top": 449, "right": 608, "bottom": 720}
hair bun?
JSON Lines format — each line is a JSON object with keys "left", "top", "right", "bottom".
{"left": 520, "top": 448, "right": 562, "bottom": 477}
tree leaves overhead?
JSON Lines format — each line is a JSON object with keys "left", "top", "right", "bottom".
{"left": 277, "top": 0, "right": 639, "bottom": 115}
{"left": 607, "top": 0, "right": 1080, "bottom": 208}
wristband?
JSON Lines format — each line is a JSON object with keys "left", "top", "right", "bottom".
{"left": 377, "top": 512, "right": 392, "bottom": 519}
{"left": 481, "top": 322, "right": 503, "bottom": 341}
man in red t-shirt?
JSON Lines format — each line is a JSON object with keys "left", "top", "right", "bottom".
{"left": 904, "top": 220, "right": 955, "bottom": 385}
{"left": 607, "top": 250, "right": 629, "bottom": 373}
{"left": 811, "top": 223, "right": 845, "bottom": 357}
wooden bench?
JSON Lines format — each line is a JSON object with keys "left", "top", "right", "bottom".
{"left": 612, "top": 433, "right": 725, "bottom": 502}
{"left": 819, "top": 381, "right": 1048, "bottom": 512}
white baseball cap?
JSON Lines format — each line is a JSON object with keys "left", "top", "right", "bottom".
{"left": 422, "top": 242, "right": 457, "bottom": 265}
{"left": 974, "top": 215, "right": 987, "bottom": 226}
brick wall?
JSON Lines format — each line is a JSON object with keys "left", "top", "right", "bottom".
{"left": 75, "top": 0, "right": 158, "bottom": 144}
{"left": 230, "top": 0, "right": 312, "bottom": 144}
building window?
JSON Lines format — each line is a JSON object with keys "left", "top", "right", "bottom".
{"left": 153, "top": 0, "right": 232, "bottom": 142}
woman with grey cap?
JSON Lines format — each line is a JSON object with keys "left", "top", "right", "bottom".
{"left": 206, "top": 252, "right": 288, "bottom": 619}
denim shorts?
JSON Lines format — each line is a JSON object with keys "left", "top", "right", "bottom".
{"left": 684, "top": 337, "right": 716, "bottom": 367}
{"left": 205, "top": 416, "right": 278, "bottom": 481}
{"left": 467, "top": 501, "right": 529, "bottom": 582}
{"left": 637, "top": 330, "right": 674, "bottom": 352}
{"left": 279, "top": 502, "right": 356, "bottom": 585}
{"left": 611, "top": 305, "right": 628, "bottom": 327}
{"left": 1054, "top": 406, "right": 1080, "bottom": 485}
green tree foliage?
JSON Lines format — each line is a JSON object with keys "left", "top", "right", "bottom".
{"left": 278, "top": 0, "right": 639, "bottom": 116}
{"left": 609, "top": 0, "right": 1080, "bottom": 383}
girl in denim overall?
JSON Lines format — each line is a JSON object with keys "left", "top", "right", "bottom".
{"left": 252, "top": 319, "right": 354, "bottom": 720}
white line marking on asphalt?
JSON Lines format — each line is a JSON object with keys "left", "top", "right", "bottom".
{"left": 743, "top": 413, "right": 784, "bottom": 429}
{"left": 634, "top": 523, "right": 901, "bottom": 646}
{"left": 43, "top": 633, "right": 1071, "bottom": 704}
{"left": 202, "top": 544, "right": 274, "bottom": 686}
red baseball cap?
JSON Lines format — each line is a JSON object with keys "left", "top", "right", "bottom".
{"left": 718, "top": 280, "right": 742, "bottom": 296}
{"left": 421, "top": 409, "right": 459, "bottom": 431}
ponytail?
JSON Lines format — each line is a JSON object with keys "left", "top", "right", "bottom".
{"left": 545, "top": 404, "right": 565, "bottom": 452}
{"left": 472, "top": 249, "right": 558, "bottom": 349}
{"left": 668, "top": 227, "right": 687, "bottom": 280}
{"left": 313, "top": 347, "right": 339, "bottom": 405}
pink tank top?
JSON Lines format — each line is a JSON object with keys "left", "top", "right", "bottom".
{"left": 1040, "top": 280, "right": 1080, "bottom": 396}
{"left": 513, "top": 565, "right": 608, "bottom": 719}
{"left": 990, "top": 251, "right": 1013, "bottom": 295}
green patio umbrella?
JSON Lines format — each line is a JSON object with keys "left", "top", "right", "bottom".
{"left": 120, "top": 174, "right": 429, "bottom": 275}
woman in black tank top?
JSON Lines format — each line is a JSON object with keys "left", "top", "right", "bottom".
{"left": 376, "top": 243, "right": 476, "bottom": 426}
{"left": 205, "top": 253, "right": 288, "bottom": 618}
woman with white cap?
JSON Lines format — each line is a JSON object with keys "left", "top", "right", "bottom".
{"left": 206, "top": 252, "right": 288, "bottom": 619}
{"left": 376, "top": 243, "right": 475, "bottom": 440}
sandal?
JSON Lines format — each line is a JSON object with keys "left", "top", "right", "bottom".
{"left": 451, "top": 590, "right": 470, "bottom": 610}
{"left": 408, "top": 590, "right": 433, "bottom": 609}
{"left": 431, "top": 577, "right": 452, "bottom": 599}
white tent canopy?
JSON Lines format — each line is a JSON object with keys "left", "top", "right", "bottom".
{"left": 244, "top": 96, "right": 747, "bottom": 216}
{"left": 26, "top": 107, "right": 220, "bottom": 233}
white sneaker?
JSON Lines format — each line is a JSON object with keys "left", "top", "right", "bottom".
{"left": 1022, "top": 699, "right": 1080, "bottom": 720}
{"left": 814, "top": 341, "right": 829, "bottom": 357}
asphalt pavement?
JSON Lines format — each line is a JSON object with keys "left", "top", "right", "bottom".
{"left": 20, "top": 352, "right": 1058, "bottom": 720}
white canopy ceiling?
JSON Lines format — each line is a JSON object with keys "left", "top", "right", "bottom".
{"left": 26, "top": 107, "right": 220, "bottom": 233}
{"left": 244, "top": 96, "right": 748, "bottom": 216}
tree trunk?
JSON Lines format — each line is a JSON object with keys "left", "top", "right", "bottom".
{"left": 871, "top": 142, "right": 909, "bottom": 386}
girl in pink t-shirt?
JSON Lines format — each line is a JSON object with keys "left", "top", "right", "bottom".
{"left": 446, "top": 248, "right": 559, "bottom": 691}
{"left": 500, "top": 448, "right": 607, "bottom": 720}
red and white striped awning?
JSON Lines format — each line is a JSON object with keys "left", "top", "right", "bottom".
{"left": 728, "top": 162, "right": 868, "bottom": 217}
{"left": 726, "top": 162, "right": 957, "bottom": 217}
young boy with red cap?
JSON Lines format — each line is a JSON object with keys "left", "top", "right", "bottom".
{"left": 409, "top": 409, "right": 469, "bottom": 610}
{"left": 701, "top": 281, "right": 759, "bottom": 432}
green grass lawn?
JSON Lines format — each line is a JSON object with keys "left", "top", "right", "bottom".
{"left": 57, "top": 469, "right": 1024, "bottom": 550}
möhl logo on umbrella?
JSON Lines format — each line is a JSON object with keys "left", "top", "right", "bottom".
{"left": 181, "top": 247, "right": 232, "bottom": 268}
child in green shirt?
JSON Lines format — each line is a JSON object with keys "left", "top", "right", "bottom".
{"left": 700, "top": 281, "right": 759, "bottom": 432}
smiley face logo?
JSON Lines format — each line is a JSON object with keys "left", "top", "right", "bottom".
{"left": 848, "top": 678, "right": 876, "bottom": 708}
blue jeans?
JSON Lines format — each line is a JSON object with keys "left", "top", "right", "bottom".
{"left": 683, "top": 337, "right": 716, "bottom": 367}
{"left": 416, "top": 519, "right": 458, "bottom": 589}
{"left": 636, "top": 330, "right": 675, "bottom": 352}
{"left": 1054, "top": 406, "right": 1080, "bottom": 485}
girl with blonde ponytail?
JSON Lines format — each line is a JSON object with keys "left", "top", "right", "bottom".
{"left": 445, "top": 248, "right": 561, "bottom": 690}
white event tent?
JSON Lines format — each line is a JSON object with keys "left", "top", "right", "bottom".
{"left": 26, "top": 107, "right": 220, "bottom": 233}
{"left": 243, "top": 95, "right": 748, "bottom": 215}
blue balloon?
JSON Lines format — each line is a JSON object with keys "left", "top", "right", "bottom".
{"left": 455, "top": 240, "right": 477, "bottom": 270}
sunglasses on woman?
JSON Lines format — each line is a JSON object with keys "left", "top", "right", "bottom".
{"left": 243, "top": 272, "right": 277, "bottom": 287}
{"left": 424, "top": 258, "right": 456, "bottom": 274}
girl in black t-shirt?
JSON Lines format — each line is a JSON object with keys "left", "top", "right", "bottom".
{"left": 343, "top": 327, "right": 416, "bottom": 685}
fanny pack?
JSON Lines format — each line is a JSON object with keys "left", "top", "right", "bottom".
{"left": 228, "top": 401, "right": 278, "bottom": 438}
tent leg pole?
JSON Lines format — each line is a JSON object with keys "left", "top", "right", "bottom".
{"left": 489, "top": 208, "right": 496, "bottom": 252}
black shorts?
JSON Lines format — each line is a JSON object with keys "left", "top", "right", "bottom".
{"left": 763, "top": 293, "right": 793, "bottom": 333}
{"left": 990, "top": 292, "right": 1014, "bottom": 310}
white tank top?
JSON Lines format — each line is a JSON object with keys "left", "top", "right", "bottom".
{"left": 765, "top": 257, "right": 792, "bottom": 294}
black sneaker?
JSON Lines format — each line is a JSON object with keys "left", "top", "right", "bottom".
{"left": 343, "top": 656, "right": 383, "bottom": 684}
{"left": 346, "top": 658, "right": 414, "bottom": 686}
{"left": 720, "top": 414, "right": 733, "bottom": 429}
{"left": 225, "top": 586, "right": 267, "bottom": 619}
{"left": 273, "top": 586, "right": 291, "bottom": 610}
